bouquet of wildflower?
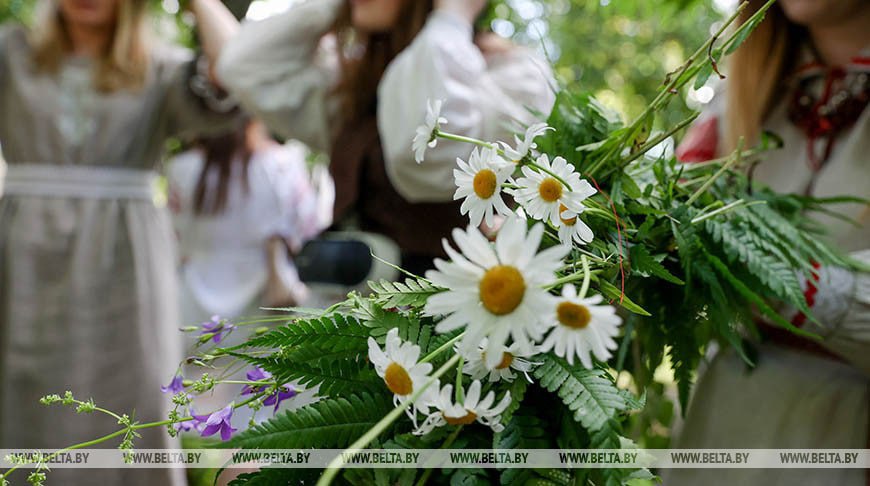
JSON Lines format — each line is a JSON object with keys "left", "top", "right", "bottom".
{"left": 3, "top": 1, "right": 864, "bottom": 485}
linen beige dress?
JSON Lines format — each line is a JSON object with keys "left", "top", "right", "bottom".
{"left": 0, "top": 25, "right": 234, "bottom": 485}
{"left": 665, "top": 52, "right": 870, "bottom": 486}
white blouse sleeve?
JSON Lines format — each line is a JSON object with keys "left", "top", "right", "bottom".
{"left": 216, "top": 0, "right": 342, "bottom": 152}
{"left": 259, "top": 143, "right": 334, "bottom": 252}
{"left": 377, "top": 10, "right": 556, "bottom": 203}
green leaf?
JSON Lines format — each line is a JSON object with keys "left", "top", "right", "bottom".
{"left": 533, "top": 356, "right": 626, "bottom": 432}
{"left": 369, "top": 277, "right": 440, "bottom": 309}
{"left": 724, "top": 9, "right": 767, "bottom": 55}
{"left": 224, "top": 392, "right": 393, "bottom": 449}
{"left": 629, "top": 245, "right": 684, "bottom": 285}
{"left": 693, "top": 62, "right": 713, "bottom": 90}
{"left": 597, "top": 279, "right": 652, "bottom": 316}
{"left": 229, "top": 314, "right": 370, "bottom": 352}
{"left": 237, "top": 354, "right": 380, "bottom": 397}
{"left": 497, "top": 378, "right": 529, "bottom": 430}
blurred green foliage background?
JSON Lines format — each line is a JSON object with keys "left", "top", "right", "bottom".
{"left": 2, "top": 0, "right": 732, "bottom": 129}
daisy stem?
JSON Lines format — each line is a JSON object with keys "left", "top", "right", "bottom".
{"left": 414, "top": 425, "right": 464, "bottom": 486}
{"left": 437, "top": 131, "right": 496, "bottom": 150}
{"left": 686, "top": 138, "right": 743, "bottom": 206}
{"left": 419, "top": 332, "right": 465, "bottom": 364}
{"left": 524, "top": 160, "right": 574, "bottom": 192}
{"left": 317, "top": 354, "right": 462, "bottom": 486}
{"left": 455, "top": 356, "right": 465, "bottom": 403}
{"left": 546, "top": 267, "right": 600, "bottom": 291}
{"left": 579, "top": 255, "right": 592, "bottom": 299}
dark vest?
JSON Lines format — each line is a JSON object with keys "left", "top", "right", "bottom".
{"left": 329, "top": 116, "right": 466, "bottom": 269}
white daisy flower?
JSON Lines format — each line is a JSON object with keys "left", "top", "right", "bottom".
{"left": 368, "top": 328, "right": 438, "bottom": 417}
{"left": 511, "top": 154, "right": 598, "bottom": 227}
{"left": 557, "top": 205, "right": 595, "bottom": 245}
{"left": 454, "top": 147, "right": 514, "bottom": 227}
{"left": 460, "top": 338, "right": 539, "bottom": 383}
{"left": 413, "top": 380, "right": 512, "bottom": 436}
{"left": 499, "top": 122, "right": 553, "bottom": 163}
{"left": 424, "top": 216, "right": 569, "bottom": 368}
{"left": 413, "top": 99, "right": 448, "bottom": 163}
{"left": 539, "top": 285, "right": 622, "bottom": 369}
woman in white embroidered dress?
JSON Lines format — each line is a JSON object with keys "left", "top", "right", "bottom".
{"left": 667, "top": 1, "right": 869, "bottom": 485}
{"left": 216, "top": 0, "right": 556, "bottom": 276}
{"left": 0, "top": 1, "right": 238, "bottom": 484}
{"left": 167, "top": 119, "right": 333, "bottom": 327}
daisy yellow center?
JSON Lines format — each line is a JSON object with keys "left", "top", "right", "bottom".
{"left": 384, "top": 362, "right": 413, "bottom": 396}
{"left": 473, "top": 169, "right": 498, "bottom": 199}
{"left": 538, "top": 177, "right": 563, "bottom": 203}
{"left": 481, "top": 351, "right": 515, "bottom": 370}
{"left": 444, "top": 410, "right": 478, "bottom": 426}
{"left": 559, "top": 204, "right": 577, "bottom": 226}
{"left": 496, "top": 352, "right": 515, "bottom": 370}
{"left": 479, "top": 265, "right": 526, "bottom": 316}
{"left": 557, "top": 301, "right": 592, "bottom": 329}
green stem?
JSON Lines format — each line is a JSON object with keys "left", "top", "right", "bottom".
{"left": 690, "top": 199, "right": 745, "bottom": 224}
{"left": 679, "top": 146, "right": 768, "bottom": 172}
{"left": 317, "top": 354, "right": 462, "bottom": 486}
{"left": 546, "top": 267, "right": 600, "bottom": 290}
{"left": 419, "top": 332, "right": 465, "bottom": 364}
{"left": 1, "top": 394, "right": 266, "bottom": 480}
{"left": 586, "top": 1, "right": 748, "bottom": 178}
{"left": 599, "top": 112, "right": 700, "bottom": 180}
{"left": 414, "top": 425, "right": 465, "bottom": 486}
{"left": 686, "top": 138, "right": 743, "bottom": 206}
{"left": 525, "top": 161, "right": 574, "bottom": 192}
{"left": 455, "top": 356, "right": 465, "bottom": 403}
{"left": 437, "top": 131, "right": 496, "bottom": 150}
{"left": 578, "top": 255, "right": 591, "bottom": 299}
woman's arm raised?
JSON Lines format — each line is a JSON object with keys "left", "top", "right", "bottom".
{"left": 216, "top": 0, "right": 342, "bottom": 151}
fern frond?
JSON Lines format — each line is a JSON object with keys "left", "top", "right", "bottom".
{"left": 241, "top": 354, "right": 380, "bottom": 397}
{"left": 368, "top": 278, "right": 440, "bottom": 309}
{"left": 232, "top": 314, "right": 370, "bottom": 352}
{"left": 533, "top": 356, "right": 626, "bottom": 432}
{"left": 629, "top": 245, "right": 684, "bottom": 285}
{"left": 224, "top": 392, "right": 393, "bottom": 449}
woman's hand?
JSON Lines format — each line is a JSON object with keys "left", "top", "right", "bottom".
{"left": 435, "top": 0, "right": 487, "bottom": 24}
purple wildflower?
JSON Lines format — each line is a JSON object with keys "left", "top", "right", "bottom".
{"left": 199, "top": 315, "right": 235, "bottom": 343}
{"left": 161, "top": 375, "right": 185, "bottom": 394}
{"left": 175, "top": 409, "right": 208, "bottom": 434}
{"left": 240, "top": 367, "right": 297, "bottom": 413}
{"left": 173, "top": 420, "right": 195, "bottom": 433}
{"left": 199, "top": 404, "right": 237, "bottom": 441}
{"left": 263, "top": 386, "right": 297, "bottom": 413}
{"left": 241, "top": 367, "right": 272, "bottom": 395}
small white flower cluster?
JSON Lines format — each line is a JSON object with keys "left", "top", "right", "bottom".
{"left": 368, "top": 328, "right": 512, "bottom": 435}
{"left": 414, "top": 100, "right": 597, "bottom": 248}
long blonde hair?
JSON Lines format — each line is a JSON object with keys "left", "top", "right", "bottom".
{"left": 725, "top": 0, "right": 805, "bottom": 150}
{"left": 30, "top": 0, "right": 150, "bottom": 92}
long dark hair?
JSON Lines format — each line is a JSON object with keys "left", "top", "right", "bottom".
{"left": 331, "top": 0, "right": 435, "bottom": 123}
{"left": 192, "top": 120, "right": 253, "bottom": 215}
